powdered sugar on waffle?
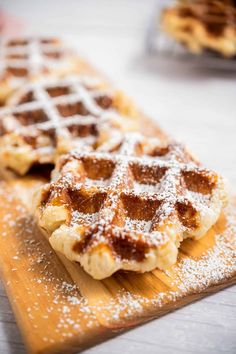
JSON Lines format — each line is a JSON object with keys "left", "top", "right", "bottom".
{"left": 35, "top": 133, "right": 228, "bottom": 278}
{"left": 0, "top": 182, "right": 97, "bottom": 338}
{"left": 0, "top": 37, "right": 74, "bottom": 79}
{"left": 52, "top": 133, "right": 225, "bottom": 235}
{"left": 0, "top": 75, "right": 130, "bottom": 174}
{"left": 1, "top": 75, "right": 113, "bottom": 132}
{"left": 0, "top": 181, "right": 235, "bottom": 333}
{"left": 63, "top": 133, "right": 222, "bottom": 225}
{"left": 92, "top": 202, "right": 236, "bottom": 323}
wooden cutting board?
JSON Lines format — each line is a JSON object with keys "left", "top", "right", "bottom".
{"left": 0, "top": 175, "right": 235, "bottom": 354}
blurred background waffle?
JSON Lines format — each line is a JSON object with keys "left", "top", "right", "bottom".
{"left": 147, "top": 0, "right": 236, "bottom": 70}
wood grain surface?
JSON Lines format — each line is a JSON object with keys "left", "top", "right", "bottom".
{"left": 0, "top": 1, "right": 236, "bottom": 354}
{"left": 0, "top": 173, "right": 235, "bottom": 354}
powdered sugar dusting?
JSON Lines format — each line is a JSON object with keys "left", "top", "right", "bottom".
{"left": 90, "top": 203, "right": 236, "bottom": 325}
{"left": 0, "top": 37, "right": 74, "bottom": 85}
{"left": 174, "top": 204, "right": 236, "bottom": 293}
{"left": 124, "top": 217, "right": 152, "bottom": 233}
{"left": 71, "top": 210, "right": 98, "bottom": 225}
{"left": 0, "top": 181, "right": 235, "bottom": 341}
{"left": 0, "top": 74, "right": 125, "bottom": 173}
{"left": 0, "top": 182, "right": 98, "bottom": 341}
{"left": 44, "top": 133, "right": 227, "bottom": 260}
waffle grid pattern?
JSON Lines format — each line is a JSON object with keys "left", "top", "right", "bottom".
{"left": 0, "top": 76, "right": 122, "bottom": 174}
{"left": 36, "top": 134, "right": 226, "bottom": 278}
{"left": 162, "top": 0, "right": 236, "bottom": 57}
{"left": 52, "top": 136, "right": 217, "bottom": 244}
{"left": 0, "top": 37, "right": 73, "bottom": 78}
{"left": 175, "top": 0, "right": 236, "bottom": 34}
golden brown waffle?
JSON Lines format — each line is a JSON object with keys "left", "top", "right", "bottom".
{"left": 162, "top": 0, "right": 236, "bottom": 57}
{"left": 34, "top": 133, "right": 227, "bottom": 279}
{"left": 0, "top": 76, "right": 137, "bottom": 175}
{"left": 0, "top": 36, "right": 82, "bottom": 104}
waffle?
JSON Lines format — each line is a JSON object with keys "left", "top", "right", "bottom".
{"left": 34, "top": 133, "right": 227, "bottom": 279}
{"left": 162, "top": 0, "right": 236, "bottom": 57}
{"left": 0, "top": 36, "right": 84, "bottom": 104}
{"left": 0, "top": 76, "right": 137, "bottom": 175}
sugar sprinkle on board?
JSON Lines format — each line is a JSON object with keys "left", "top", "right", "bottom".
{"left": 0, "top": 178, "right": 235, "bottom": 353}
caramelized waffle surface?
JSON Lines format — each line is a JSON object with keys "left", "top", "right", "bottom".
{"left": 0, "top": 36, "right": 84, "bottom": 103}
{"left": 162, "top": 0, "right": 236, "bottom": 57}
{"left": 34, "top": 133, "right": 228, "bottom": 279}
{"left": 0, "top": 76, "right": 137, "bottom": 175}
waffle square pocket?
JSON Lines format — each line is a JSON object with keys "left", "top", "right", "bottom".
{"left": 34, "top": 134, "right": 227, "bottom": 279}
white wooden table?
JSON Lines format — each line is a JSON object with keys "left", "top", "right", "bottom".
{"left": 1, "top": 1, "right": 236, "bottom": 353}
